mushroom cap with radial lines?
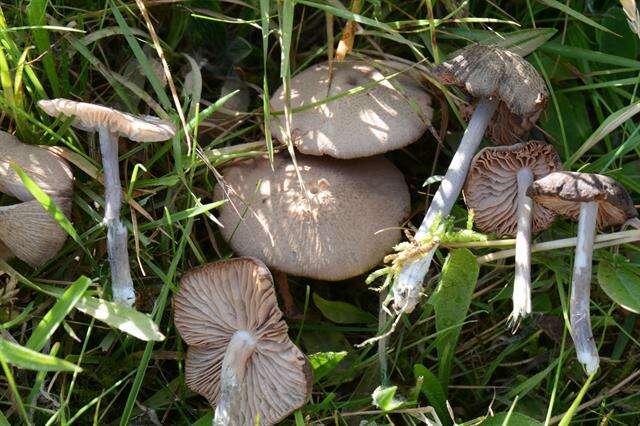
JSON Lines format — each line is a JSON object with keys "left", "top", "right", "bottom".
{"left": 214, "top": 153, "right": 410, "bottom": 280}
{"left": 173, "top": 258, "right": 312, "bottom": 425}
{"left": 0, "top": 131, "right": 73, "bottom": 201}
{"left": 269, "top": 59, "right": 433, "bottom": 159}
{"left": 0, "top": 197, "right": 71, "bottom": 267}
{"left": 433, "top": 44, "right": 547, "bottom": 145}
{"left": 37, "top": 99, "right": 176, "bottom": 142}
{"left": 527, "top": 171, "right": 638, "bottom": 230}
{"left": 463, "top": 141, "right": 561, "bottom": 237}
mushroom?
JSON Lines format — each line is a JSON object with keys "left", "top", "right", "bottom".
{"left": 270, "top": 59, "right": 433, "bottom": 159}
{"left": 38, "top": 98, "right": 176, "bottom": 306}
{"left": 393, "top": 44, "right": 548, "bottom": 314}
{"left": 214, "top": 152, "right": 409, "bottom": 316}
{"left": 463, "top": 141, "right": 561, "bottom": 327}
{"left": 0, "top": 198, "right": 72, "bottom": 267}
{"left": 527, "top": 171, "right": 639, "bottom": 374}
{"left": 173, "top": 257, "right": 312, "bottom": 425}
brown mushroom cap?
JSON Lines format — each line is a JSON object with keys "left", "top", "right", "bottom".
{"left": 174, "top": 257, "right": 312, "bottom": 425}
{"left": 464, "top": 141, "right": 561, "bottom": 237}
{"left": 214, "top": 153, "right": 410, "bottom": 280}
{"left": 38, "top": 99, "right": 176, "bottom": 142}
{"left": 434, "top": 44, "right": 547, "bottom": 145}
{"left": 0, "top": 197, "right": 71, "bottom": 267}
{"left": 527, "top": 171, "right": 638, "bottom": 229}
{"left": 0, "top": 131, "right": 73, "bottom": 201}
{"left": 270, "top": 59, "right": 433, "bottom": 159}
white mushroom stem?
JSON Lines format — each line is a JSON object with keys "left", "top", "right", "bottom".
{"left": 510, "top": 168, "right": 534, "bottom": 328}
{"left": 98, "top": 128, "right": 135, "bottom": 306}
{"left": 393, "top": 97, "right": 499, "bottom": 313}
{"left": 571, "top": 201, "right": 599, "bottom": 375}
{"left": 214, "top": 330, "right": 257, "bottom": 426}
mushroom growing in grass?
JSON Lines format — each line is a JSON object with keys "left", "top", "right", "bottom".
{"left": 270, "top": 59, "right": 433, "bottom": 159}
{"left": 174, "top": 257, "right": 312, "bottom": 425}
{"left": 393, "top": 44, "right": 548, "bottom": 314}
{"left": 528, "top": 172, "right": 639, "bottom": 374}
{"left": 463, "top": 141, "right": 561, "bottom": 328}
{"left": 38, "top": 99, "right": 175, "bottom": 306}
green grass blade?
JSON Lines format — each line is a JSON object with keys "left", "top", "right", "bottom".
{"left": 537, "top": 0, "right": 616, "bottom": 34}
{"left": 558, "top": 373, "right": 596, "bottom": 426}
{"left": 0, "top": 356, "right": 32, "bottom": 425}
{"left": 0, "top": 338, "right": 81, "bottom": 372}
{"left": 26, "top": 0, "right": 61, "bottom": 96}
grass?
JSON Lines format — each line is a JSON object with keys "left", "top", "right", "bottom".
{"left": 1, "top": 0, "right": 640, "bottom": 424}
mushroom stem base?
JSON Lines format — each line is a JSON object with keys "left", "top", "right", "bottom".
{"left": 571, "top": 201, "right": 599, "bottom": 375}
{"left": 99, "top": 129, "right": 135, "bottom": 306}
{"left": 393, "top": 97, "right": 498, "bottom": 314}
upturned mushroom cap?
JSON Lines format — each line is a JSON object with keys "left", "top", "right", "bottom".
{"left": 0, "top": 131, "right": 73, "bottom": 202}
{"left": 527, "top": 171, "right": 638, "bottom": 229}
{"left": 270, "top": 59, "right": 433, "bottom": 159}
{"left": 464, "top": 141, "right": 561, "bottom": 236}
{"left": 214, "top": 153, "right": 410, "bottom": 280}
{"left": 174, "top": 257, "right": 312, "bottom": 425}
{"left": 433, "top": 44, "right": 547, "bottom": 145}
{"left": 0, "top": 197, "right": 71, "bottom": 267}
{"left": 38, "top": 99, "right": 176, "bottom": 142}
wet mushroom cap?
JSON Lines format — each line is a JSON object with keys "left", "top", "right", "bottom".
{"left": 214, "top": 153, "right": 410, "bottom": 280}
{"left": 0, "top": 197, "right": 71, "bottom": 267}
{"left": 464, "top": 141, "right": 561, "bottom": 236}
{"left": 527, "top": 171, "right": 638, "bottom": 229}
{"left": 433, "top": 44, "right": 547, "bottom": 145}
{"left": 0, "top": 131, "right": 73, "bottom": 201}
{"left": 38, "top": 99, "right": 176, "bottom": 142}
{"left": 174, "top": 257, "right": 312, "bottom": 425}
{"left": 270, "top": 59, "right": 433, "bottom": 159}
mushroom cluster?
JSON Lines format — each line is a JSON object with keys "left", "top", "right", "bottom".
{"left": 0, "top": 131, "right": 74, "bottom": 266}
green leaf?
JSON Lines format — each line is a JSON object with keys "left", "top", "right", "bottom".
{"left": 313, "top": 294, "right": 376, "bottom": 324}
{"left": 414, "top": 364, "right": 449, "bottom": 424}
{"left": 597, "top": 255, "right": 640, "bottom": 313}
{"left": 442, "top": 28, "right": 557, "bottom": 56}
{"left": 537, "top": 0, "right": 615, "bottom": 34}
{"left": 27, "top": 276, "right": 91, "bottom": 352}
{"left": 308, "top": 351, "right": 347, "bottom": 382}
{"left": 0, "top": 338, "right": 81, "bottom": 372}
{"left": 433, "top": 249, "right": 479, "bottom": 388}
{"left": 597, "top": 7, "right": 638, "bottom": 59}
{"left": 480, "top": 412, "right": 542, "bottom": 426}
{"left": 372, "top": 385, "right": 404, "bottom": 412}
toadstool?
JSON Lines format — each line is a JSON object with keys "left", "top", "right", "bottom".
{"left": 174, "top": 257, "right": 312, "bottom": 425}
{"left": 393, "top": 44, "right": 548, "bottom": 314}
{"left": 270, "top": 59, "right": 433, "bottom": 159}
{"left": 528, "top": 171, "right": 638, "bottom": 374}
{"left": 464, "top": 141, "right": 561, "bottom": 327}
{"left": 38, "top": 98, "right": 175, "bottom": 306}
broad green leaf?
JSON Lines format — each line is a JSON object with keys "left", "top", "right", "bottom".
{"left": 74, "top": 296, "right": 165, "bottom": 341}
{"left": 372, "top": 385, "right": 403, "bottom": 412}
{"left": 433, "top": 249, "right": 479, "bottom": 388}
{"left": 313, "top": 294, "right": 376, "bottom": 324}
{"left": 597, "top": 255, "right": 640, "bottom": 313}
{"left": 480, "top": 412, "right": 542, "bottom": 426}
{"left": 191, "top": 412, "right": 213, "bottom": 426}
{"left": 597, "top": 7, "right": 638, "bottom": 59}
{"left": 27, "top": 276, "right": 91, "bottom": 352}
{"left": 414, "top": 364, "right": 449, "bottom": 424}
{"left": 308, "top": 351, "right": 347, "bottom": 382}
{"left": 0, "top": 338, "right": 81, "bottom": 372}
{"left": 537, "top": 0, "right": 615, "bottom": 34}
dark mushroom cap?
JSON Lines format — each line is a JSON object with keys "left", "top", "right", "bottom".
{"left": 214, "top": 152, "right": 410, "bottom": 280}
{"left": 464, "top": 141, "right": 561, "bottom": 237}
{"left": 527, "top": 171, "right": 638, "bottom": 229}
{"left": 270, "top": 59, "right": 433, "bottom": 159}
{"left": 174, "top": 258, "right": 312, "bottom": 425}
{"left": 434, "top": 44, "right": 547, "bottom": 145}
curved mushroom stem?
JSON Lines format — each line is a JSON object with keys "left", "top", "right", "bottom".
{"left": 393, "top": 97, "right": 499, "bottom": 313}
{"left": 509, "top": 168, "right": 534, "bottom": 330}
{"left": 214, "top": 330, "right": 257, "bottom": 426}
{"left": 99, "top": 128, "right": 135, "bottom": 306}
{"left": 571, "top": 201, "right": 599, "bottom": 375}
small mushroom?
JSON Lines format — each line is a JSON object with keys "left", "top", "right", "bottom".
{"left": 214, "top": 153, "right": 410, "bottom": 281}
{"left": 0, "top": 198, "right": 72, "bottom": 267}
{"left": 174, "top": 257, "right": 312, "bottom": 425}
{"left": 464, "top": 141, "right": 561, "bottom": 327}
{"left": 38, "top": 99, "right": 175, "bottom": 306}
{"left": 528, "top": 171, "right": 639, "bottom": 374}
{"left": 394, "top": 44, "right": 548, "bottom": 314}
{"left": 270, "top": 59, "right": 433, "bottom": 159}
